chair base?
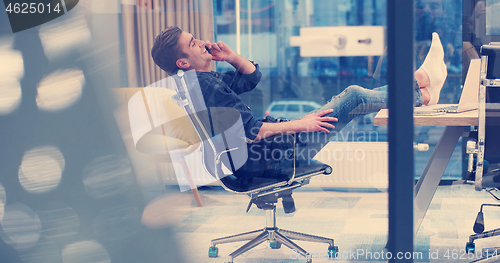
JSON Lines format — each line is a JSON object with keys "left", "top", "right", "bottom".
{"left": 466, "top": 243, "right": 500, "bottom": 262}
{"left": 209, "top": 225, "right": 337, "bottom": 262}
{"left": 467, "top": 227, "right": 500, "bottom": 254}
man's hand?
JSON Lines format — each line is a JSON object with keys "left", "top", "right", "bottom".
{"left": 205, "top": 41, "right": 234, "bottom": 62}
{"left": 298, "top": 109, "right": 338, "bottom": 133}
{"left": 205, "top": 40, "right": 255, "bottom": 74}
{"left": 253, "top": 109, "right": 338, "bottom": 141}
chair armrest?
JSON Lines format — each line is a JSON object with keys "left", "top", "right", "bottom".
{"left": 214, "top": 147, "right": 240, "bottom": 177}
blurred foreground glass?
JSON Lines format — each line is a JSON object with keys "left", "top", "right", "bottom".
{"left": 19, "top": 145, "right": 65, "bottom": 194}
{"left": 0, "top": 37, "right": 23, "bottom": 115}
{"left": 36, "top": 69, "right": 85, "bottom": 112}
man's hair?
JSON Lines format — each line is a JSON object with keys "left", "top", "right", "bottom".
{"left": 151, "top": 26, "right": 188, "bottom": 75}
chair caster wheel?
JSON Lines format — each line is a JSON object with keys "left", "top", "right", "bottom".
{"left": 466, "top": 242, "right": 475, "bottom": 254}
{"left": 328, "top": 245, "right": 339, "bottom": 258}
{"left": 208, "top": 246, "right": 218, "bottom": 258}
{"left": 270, "top": 241, "right": 282, "bottom": 249}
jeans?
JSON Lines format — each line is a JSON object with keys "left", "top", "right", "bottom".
{"left": 293, "top": 84, "right": 423, "bottom": 160}
{"left": 259, "top": 84, "right": 424, "bottom": 177}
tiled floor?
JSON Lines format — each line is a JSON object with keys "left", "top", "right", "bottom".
{"left": 148, "top": 183, "right": 500, "bottom": 262}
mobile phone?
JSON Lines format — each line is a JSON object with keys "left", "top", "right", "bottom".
{"left": 205, "top": 46, "right": 211, "bottom": 54}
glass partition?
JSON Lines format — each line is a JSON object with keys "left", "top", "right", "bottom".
{"left": 214, "top": 0, "right": 463, "bottom": 181}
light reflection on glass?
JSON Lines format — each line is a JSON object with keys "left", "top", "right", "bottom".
{"left": 82, "top": 154, "right": 134, "bottom": 198}
{"left": 0, "top": 36, "right": 14, "bottom": 49}
{"left": 93, "top": 205, "right": 141, "bottom": 242}
{"left": 61, "top": 240, "right": 110, "bottom": 263}
{"left": 0, "top": 45, "right": 24, "bottom": 80}
{"left": 0, "top": 80, "right": 22, "bottom": 115}
{"left": 0, "top": 184, "right": 5, "bottom": 222}
{"left": 36, "top": 69, "right": 85, "bottom": 112}
{"left": 37, "top": 201, "right": 80, "bottom": 240}
{"left": 39, "top": 11, "right": 92, "bottom": 61}
{"left": 141, "top": 193, "right": 192, "bottom": 229}
{"left": 0, "top": 37, "right": 24, "bottom": 115}
{"left": 0, "top": 203, "right": 41, "bottom": 250}
{"left": 18, "top": 239, "right": 62, "bottom": 263}
{"left": 19, "top": 146, "right": 64, "bottom": 194}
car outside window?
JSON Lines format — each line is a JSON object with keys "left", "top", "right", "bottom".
{"left": 271, "top": 105, "right": 285, "bottom": 111}
{"left": 302, "top": 105, "right": 316, "bottom": 112}
{"left": 286, "top": 104, "right": 299, "bottom": 112}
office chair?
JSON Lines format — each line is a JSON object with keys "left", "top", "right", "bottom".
{"left": 465, "top": 43, "right": 500, "bottom": 255}
{"left": 170, "top": 69, "right": 338, "bottom": 263}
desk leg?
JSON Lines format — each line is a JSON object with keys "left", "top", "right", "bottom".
{"left": 414, "top": 126, "right": 463, "bottom": 236}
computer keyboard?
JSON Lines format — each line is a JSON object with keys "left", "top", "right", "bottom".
{"left": 436, "top": 105, "right": 458, "bottom": 112}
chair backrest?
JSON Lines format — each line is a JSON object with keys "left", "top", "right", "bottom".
{"left": 481, "top": 44, "right": 500, "bottom": 80}
{"left": 170, "top": 70, "right": 249, "bottom": 185}
{"left": 116, "top": 87, "right": 200, "bottom": 157}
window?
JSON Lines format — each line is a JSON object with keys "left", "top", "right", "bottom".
{"left": 271, "top": 104, "right": 284, "bottom": 111}
{"left": 213, "top": 0, "right": 464, "bottom": 180}
{"left": 286, "top": 104, "right": 299, "bottom": 112}
{"left": 302, "top": 105, "right": 315, "bottom": 112}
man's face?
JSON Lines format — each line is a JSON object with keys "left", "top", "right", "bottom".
{"left": 415, "top": 0, "right": 443, "bottom": 20}
{"left": 176, "top": 31, "right": 212, "bottom": 71}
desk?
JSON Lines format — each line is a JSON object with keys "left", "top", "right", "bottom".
{"left": 374, "top": 105, "right": 478, "bottom": 236}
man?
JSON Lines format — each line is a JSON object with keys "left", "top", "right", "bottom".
{"left": 415, "top": 0, "right": 444, "bottom": 22}
{"left": 151, "top": 26, "right": 446, "bottom": 177}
